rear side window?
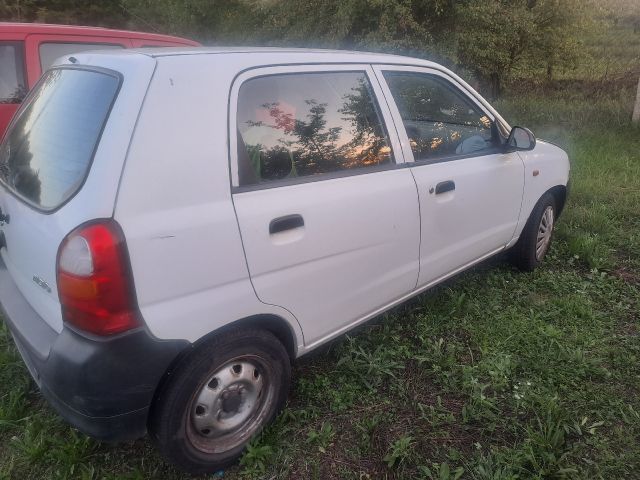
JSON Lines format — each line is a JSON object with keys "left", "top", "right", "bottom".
{"left": 0, "top": 68, "right": 120, "bottom": 210}
{"left": 236, "top": 71, "right": 392, "bottom": 186}
{"left": 39, "top": 43, "right": 124, "bottom": 71}
{"left": 0, "top": 42, "right": 27, "bottom": 104}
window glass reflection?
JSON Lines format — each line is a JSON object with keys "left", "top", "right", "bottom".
{"left": 0, "top": 69, "right": 119, "bottom": 209}
{"left": 237, "top": 72, "right": 392, "bottom": 186}
{"left": 383, "top": 72, "right": 498, "bottom": 161}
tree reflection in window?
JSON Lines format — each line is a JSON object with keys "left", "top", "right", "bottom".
{"left": 237, "top": 72, "right": 392, "bottom": 185}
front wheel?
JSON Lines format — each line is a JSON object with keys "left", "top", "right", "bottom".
{"left": 510, "top": 192, "right": 556, "bottom": 271}
{"left": 149, "top": 328, "right": 291, "bottom": 475}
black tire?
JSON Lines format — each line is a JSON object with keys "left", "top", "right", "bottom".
{"left": 149, "top": 328, "right": 291, "bottom": 475}
{"left": 510, "top": 192, "right": 556, "bottom": 272}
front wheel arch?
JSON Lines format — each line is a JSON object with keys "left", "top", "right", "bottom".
{"left": 548, "top": 184, "right": 567, "bottom": 218}
{"left": 511, "top": 191, "right": 558, "bottom": 271}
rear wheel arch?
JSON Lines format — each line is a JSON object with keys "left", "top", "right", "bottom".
{"left": 160, "top": 314, "right": 298, "bottom": 372}
{"left": 149, "top": 326, "right": 291, "bottom": 473}
{"left": 148, "top": 314, "right": 297, "bottom": 429}
{"left": 196, "top": 314, "right": 299, "bottom": 361}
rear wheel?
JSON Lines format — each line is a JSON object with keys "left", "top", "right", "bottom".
{"left": 150, "top": 328, "right": 291, "bottom": 474}
{"left": 510, "top": 193, "right": 556, "bottom": 271}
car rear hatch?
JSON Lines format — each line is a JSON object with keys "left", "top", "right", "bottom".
{"left": 0, "top": 52, "right": 156, "bottom": 336}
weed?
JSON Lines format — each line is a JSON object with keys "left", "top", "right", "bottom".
{"left": 417, "top": 397, "right": 455, "bottom": 427}
{"left": 473, "top": 453, "right": 518, "bottom": 480}
{"left": 306, "top": 422, "right": 334, "bottom": 453}
{"left": 336, "top": 337, "right": 404, "bottom": 390}
{"left": 419, "top": 462, "right": 464, "bottom": 480}
{"left": 239, "top": 437, "right": 275, "bottom": 476}
{"left": 383, "top": 435, "right": 415, "bottom": 468}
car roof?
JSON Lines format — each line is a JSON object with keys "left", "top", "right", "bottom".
{"left": 120, "top": 46, "right": 442, "bottom": 68}
{"left": 0, "top": 22, "right": 199, "bottom": 45}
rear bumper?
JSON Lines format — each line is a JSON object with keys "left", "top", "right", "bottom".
{"left": 0, "top": 257, "right": 189, "bottom": 441}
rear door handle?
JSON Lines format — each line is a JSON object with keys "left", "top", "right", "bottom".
{"left": 435, "top": 180, "right": 455, "bottom": 195}
{"left": 269, "top": 214, "right": 304, "bottom": 234}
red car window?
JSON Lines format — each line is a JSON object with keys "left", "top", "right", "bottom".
{"left": 0, "top": 41, "right": 27, "bottom": 104}
{"left": 39, "top": 42, "right": 125, "bottom": 71}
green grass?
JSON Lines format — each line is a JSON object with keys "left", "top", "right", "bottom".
{"left": 1, "top": 96, "right": 638, "bottom": 479}
{"left": 2, "top": 39, "right": 640, "bottom": 480}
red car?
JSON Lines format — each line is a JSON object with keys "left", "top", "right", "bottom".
{"left": 0, "top": 23, "right": 200, "bottom": 137}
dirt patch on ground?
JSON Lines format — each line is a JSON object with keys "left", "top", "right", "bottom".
{"left": 611, "top": 266, "right": 640, "bottom": 286}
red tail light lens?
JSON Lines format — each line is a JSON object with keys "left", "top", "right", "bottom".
{"left": 57, "top": 220, "right": 141, "bottom": 336}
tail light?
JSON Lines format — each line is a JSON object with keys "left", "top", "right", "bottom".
{"left": 57, "top": 220, "right": 141, "bottom": 336}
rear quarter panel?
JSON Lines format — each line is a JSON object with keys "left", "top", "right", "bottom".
{"left": 114, "top": 55, "right": 304, "bottom": 351}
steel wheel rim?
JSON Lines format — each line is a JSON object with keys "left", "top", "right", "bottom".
{"left": 186, "top": 355, "right": 275, "bottom": 454}
{"left": 535, "top": 206, "right": 554, "bottom": 261}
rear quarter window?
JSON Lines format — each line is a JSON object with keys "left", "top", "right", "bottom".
{"left": 0, "top": 68, "right": 120, "bottom": 210}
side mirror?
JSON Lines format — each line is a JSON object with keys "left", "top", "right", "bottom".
{"left": 506, "top": 126, "right": 536, "bottom": 152}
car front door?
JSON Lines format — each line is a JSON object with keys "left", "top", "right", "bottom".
{"left": 231, "top": 65, "right": 420, "bottom": 347}
{"left": 374, "top": 65, "right": 525, "bottom": 287}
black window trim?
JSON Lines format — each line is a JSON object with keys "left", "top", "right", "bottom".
{"left": 409, "top": 145, "right": 508, "bottom": 168}
{"left": 0, "top": 40, "right": 28, "bottom": 107}
{"left": 229, "top": 65, "right": 402, "bottom": 193}
{"left": 232, "top": 162, "right": 410, "bottom": 194}
{"left": 0, "top": 65, "right": 123, "bottom": 215}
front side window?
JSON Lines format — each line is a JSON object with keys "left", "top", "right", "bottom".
{"left": 236, "top": 71, "right": 392, "bottom": 186}
{"left": 0, "top": 42, "right": 27, "bottom": 104}
{"left": 39, "top": 43, "right": 124, "bottom": 71}
{"left": 383, "top": 72, "right": 499, "bottom": 162}
{"left": 0, "top": 68, "right": 120, "bottom": 210}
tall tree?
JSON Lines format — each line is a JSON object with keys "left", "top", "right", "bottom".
{"left": 255, "top": 0, "right": 458, "bottom": 61}
{"left": 121, "top": 0, "right": 260, "bottom": 41}
{"left": 0, "top": 0, "right": 126, "bottom": 27}
{"left": 456, "top": 0, "right": 589, "bottom": 98}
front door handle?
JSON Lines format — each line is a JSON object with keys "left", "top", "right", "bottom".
{"left": 269, "top": 214, "right": 304, "bottom": 234}
{"left": 435, "top": 180, "right": 455, "bottom": 195}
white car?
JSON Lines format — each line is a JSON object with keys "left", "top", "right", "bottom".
{"left": 0, "top": 48, "right": 569, "bottom": 473}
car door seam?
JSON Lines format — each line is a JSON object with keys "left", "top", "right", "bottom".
{"left": 370, "top": 65, "right": 421, "bottom": 290}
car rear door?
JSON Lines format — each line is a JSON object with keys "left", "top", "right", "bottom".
{"left": 373, "top": 65, "right": 525, "bottom": 287}
{"left": 230, "top": 64, "right": 420, "bottom": 347}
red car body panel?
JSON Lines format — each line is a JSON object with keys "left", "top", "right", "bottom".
{"left": 0, "top": 23, "right": 200, "bottom": 138}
